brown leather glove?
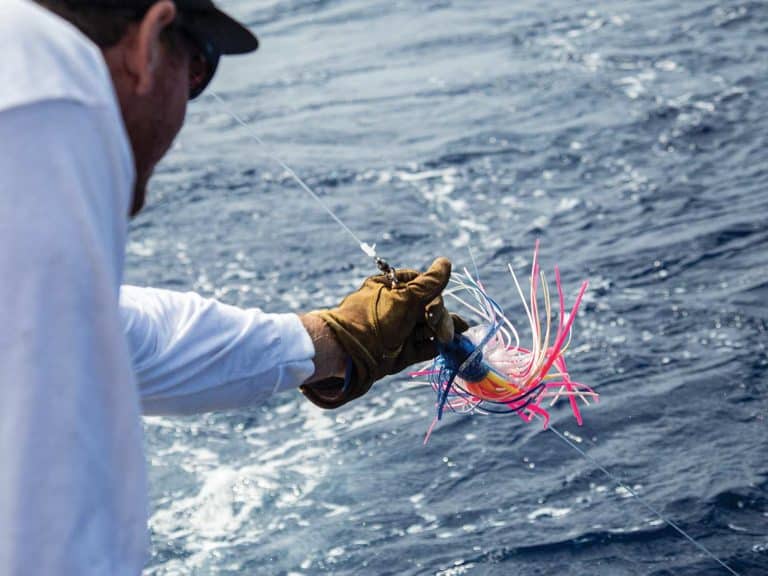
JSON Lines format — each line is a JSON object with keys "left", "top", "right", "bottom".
{"left": 300, "top": 257, "right": 468, "bottom": 408}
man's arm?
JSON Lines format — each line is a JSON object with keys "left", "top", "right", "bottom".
{"left": 298, "top": 313, "right": 347, "bottom": 383}
{"left": 121, "top": 285, "right": 326, "bottom": 415}
{"left": 123, "top": 260, "right": 465, "bottom": 415}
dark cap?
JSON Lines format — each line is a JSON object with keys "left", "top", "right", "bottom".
{"left": 65, "top": 0, "right": 259, "bottom": 54}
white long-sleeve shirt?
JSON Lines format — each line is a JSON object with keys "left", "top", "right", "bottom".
{"left": 0, "top": 2, "right": 315, "bottom": 575}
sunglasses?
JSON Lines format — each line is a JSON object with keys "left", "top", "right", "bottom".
{"left": 175, "top": 19, "right": 221, "bottom": 100}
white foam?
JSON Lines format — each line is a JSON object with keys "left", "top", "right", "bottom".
{"left": 527, "top": 506, "right": 572, "bottom": 521}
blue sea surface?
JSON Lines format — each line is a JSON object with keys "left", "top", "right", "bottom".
{"left": 125, "top": 0, "right": 768, "bottom": 574}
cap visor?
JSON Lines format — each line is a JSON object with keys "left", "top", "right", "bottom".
{"left": 195, "top": 8, "right": 259, "bottom": 55}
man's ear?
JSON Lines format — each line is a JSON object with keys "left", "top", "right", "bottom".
{"left": 125, "top": 0, "right": 177, "bottom": 96}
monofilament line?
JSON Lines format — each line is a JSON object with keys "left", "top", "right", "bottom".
{"left": 210, "top": 92, "right": 371, "bottom": 254}
{"left": 548, "top": 424, "right": 741, "bottom": 576}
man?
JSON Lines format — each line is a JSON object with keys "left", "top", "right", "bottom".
{"left": 0, "top": 1, "right": 465, "bottom": 574}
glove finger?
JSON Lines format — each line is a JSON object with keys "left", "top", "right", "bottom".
{"left": 406, "top": 257, "right": 452, "bottom": 303}
{"left": 396, "top": 322, "right": 439, "bottom": 369}
{"left": 425, "top": 296, "right": 455, "bottom": 343}
{"left": 452, "top": 313, "right": 470, "bottom": 334}
{"left": 393, "top": 269, "right": 419, "bottom": 284}
{"left": 370, "top": 269, "right": 419, "bottom": 287}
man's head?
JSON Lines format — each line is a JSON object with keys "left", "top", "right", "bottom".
{"left": 36, "top": 1, "right": 258, "bottom": 216}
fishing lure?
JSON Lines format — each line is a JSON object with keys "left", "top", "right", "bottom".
{"left": 412, "top": 241, "right": 596, "bottom": 443}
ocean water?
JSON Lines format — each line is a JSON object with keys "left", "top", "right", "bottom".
{"left": 125, "top": 0, "right": 768, "bottom": 574}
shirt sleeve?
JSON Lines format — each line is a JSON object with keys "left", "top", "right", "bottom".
{"left": 120, "top": 285, "right": 316, "bottom": 415}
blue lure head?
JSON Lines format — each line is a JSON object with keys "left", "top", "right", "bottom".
{"left": 437, "top": 333, "right": 488, "bottom": 383}
{"left": 432, "top": 333, "right": 489, "bottom": 421}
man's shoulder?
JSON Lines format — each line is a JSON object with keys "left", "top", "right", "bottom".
{"left": 0, "top": 0, "right": 116, "bottom": 113}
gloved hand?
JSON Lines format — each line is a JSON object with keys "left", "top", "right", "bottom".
{"left": 300, "top": 257, "right": 468, "bottom": 409}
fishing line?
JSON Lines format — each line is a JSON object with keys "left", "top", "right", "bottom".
{"left": 548, "top": 424, "right": 741, "bottom": 576}
{"left": 210, "top": 92, "right": 399, "bottom": 282}
{"left": 209, "top": 91, "right": 741, "bottom": 576}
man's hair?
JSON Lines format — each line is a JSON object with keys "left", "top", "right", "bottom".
{"left": 34, "top": 1, "right": 145, "bottom": 47}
